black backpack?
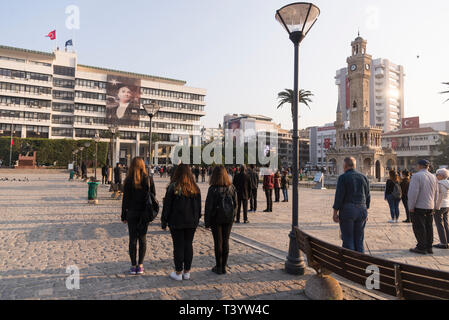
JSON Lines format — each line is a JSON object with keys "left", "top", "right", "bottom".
{"left": 214, "top": 187, "right": 235, "bottom": 224}
{"left": 392, "top": 182, "right": 402, "bottom": 200}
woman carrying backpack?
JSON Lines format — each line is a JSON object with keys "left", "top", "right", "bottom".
{"left": 161, "top": 164, "right": 202, "bottom": 281}
{"left": 121, "top": 157, "right": 156, "bottom": 275}
{"left": 205, "top": 166, "right": 238, "bottom": 275}
{"left": 385, "top": 170, "right": 401, "bottom": 223}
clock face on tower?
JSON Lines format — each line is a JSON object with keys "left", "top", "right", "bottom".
{"left": 365, "top": 64, "right": 370, "bottom": 70}
{"left": 350, "top": 64, "right": 357, "bottom": 71}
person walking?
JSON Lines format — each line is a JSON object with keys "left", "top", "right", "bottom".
{"left": 332, "top": 157, "right": 370, "bottom": 253}
{"left": 408, "top": 160, "right": 439, "bottom": 255}
{"left": 248, "top": 165, "right": 259, "bottom": 212}
{"left": 81, "top": 162, "right": 87, "bottom": 180}
{"left": 201, "top": 167, "right": 206, "bottom": 183}
{"left": 114, "top": 163, "right": 122, "bottom": 186}
{"left": 204, "top": 166, "right": 238, "bottom": 275}
{"left": 121, "top": 157, "right": 156, "bottom": 275}
{"left": 281, "top": 170, "right": 290, "bottom": 202}
{"left": 274, "top": 171, "right": 281, "bottom": 203}
{"left": 161, "top": 164, "right": 201, "bottom": 281}
{"left": 434, "top": 168, "right": 449, "bottom": 249}
{"left": 233, "top": 165, "right": 251, "bottom": 224}
{"left": 385, "top": 170, "right": 402, "bottom": 223}
{"left": 400, "top": 170, "right": 411, "bottom": 223}
{"left": 193, "top": 166, "right": 200, "bottom": 183}
{"left": 263, "top": 168, "right": 274, "bottom": 213}
{"left": 101, "top": 164, "right": 108, "bottom": 185}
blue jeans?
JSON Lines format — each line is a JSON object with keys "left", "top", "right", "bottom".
{"left": 282, "top": 188, "right": 288, "bottom": 201}
{"left": 386, "top": 194, "right": 400, "bottom": 220}
{"left": 339, "top": 203, "right": 368, "bottom": 253}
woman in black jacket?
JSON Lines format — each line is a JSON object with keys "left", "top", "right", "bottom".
{"left": 205, "top": 166, "right": 238, "bottom": 275}
{"left": 385, "top": 170, "right": 401, "bottom": 223}
{"left": 400, "top": 170, "right": 411, "bottom": 223}
{"left": 121, "top": 157, "right": 156, "bottom": 275}
{"left": 162, "top": 164, "right": 201, "bottom": 281}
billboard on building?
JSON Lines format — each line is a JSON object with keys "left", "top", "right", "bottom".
{"left": 106, "top": 75, "right": 141, "bottom": 127}
{"left": 228, "top": 119, "right": 241, "bottom": 132}
{"left": 402, "top": 117, "right": 420, "bottom": 129}
{"left": 324, "top": 138, "right": 331, "bottom": 150}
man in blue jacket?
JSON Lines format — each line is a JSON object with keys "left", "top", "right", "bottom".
{"left": 332, "top": 157, "right": 370, "bottom": 253}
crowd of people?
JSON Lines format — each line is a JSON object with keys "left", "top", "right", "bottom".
{"left": 117, "top": 155, "right": 449, "bottom": 280}
{"left": 333, "top": 157, "right": 449, "bottom": 255}
{"left": 119, "top": 159, "right": 291, "bottom": 279}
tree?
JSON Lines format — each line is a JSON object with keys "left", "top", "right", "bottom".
{"left": 441, "top": 82, "right": 449, "bottom": 103}
{"left": 277, "top": 89, "right": 314, "bottom": 119}
{"left": 435, "top": 136, "right": 449, "bottom": 166}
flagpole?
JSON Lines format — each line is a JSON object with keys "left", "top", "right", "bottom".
{"left": 9, "top": 119, "right": 13, "bottom": 168}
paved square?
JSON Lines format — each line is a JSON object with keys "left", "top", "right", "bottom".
{"left": 2, "top": 169, "right": 447, "bottom": 300}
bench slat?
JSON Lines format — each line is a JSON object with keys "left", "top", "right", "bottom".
{"left": 400, "top": 264, "right": 449, "bottom": 282}
{"left": 402, "top": 280, "right": 449, "bottom": 300}
{"left": 401, "top": 272, "right": 449, "bottom": 290}
{"left": 403, "top": 287, "right": 446, "bottom": 300}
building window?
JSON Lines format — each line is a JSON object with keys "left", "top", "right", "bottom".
{"left": 75, "top": 79, "right": 107, "bottom": 89}
{"left": 53, "top": 90, "right": 74, "bottom": 101}
{"left": 0, "top": 82, "right": 51, "bottom": 95}
{"left": 53, "top": 65, "right": 75, "bottom": 77}
{"left": 52, "top": 103, "right": 74, "bottom": 113}
{"left": 75, "top": 103, "right": 105, "bottom": 113}
{"left": 75, "top": 91, "right": 106, "bottom": 100}
{"left": 0, "top": 96, "right": 51, "bottom": 108}
{"left": 52, "top": 128, "right": 73, "bottom": 137}
{"left": 54, "top": 78, "right": 75, "bottom": 89}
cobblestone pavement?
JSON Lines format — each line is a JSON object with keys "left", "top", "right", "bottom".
{"left": 5, "top": 170, "right": 425, "bottom": 299}
{"left": 0, "top": 171, "right": 316, "bottom": 300}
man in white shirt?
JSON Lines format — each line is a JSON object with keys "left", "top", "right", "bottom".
{"left": 408, "top": 160, "right": 439, "bottom": 255}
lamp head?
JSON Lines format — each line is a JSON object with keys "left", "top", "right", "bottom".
{"left": 143, "top": 102, "right": 161, "bottom": 118}
{"left": 276, "top": 2, "right": 320, "bottom": 44}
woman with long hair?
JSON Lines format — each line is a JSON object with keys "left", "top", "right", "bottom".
{"left": 205, "top": 166, "right": 238, "bottom": 275}
{"left": 385, "top": 170, "right": 401, "bottom": 223}
{"left": 161, "top": 164, "right": 201, "bottom": 281}
{"left": 121, "top": 157, "right": 156, "bottom": 275}
{"left": 400, "top": 170, "right": 411, "bottom": 223}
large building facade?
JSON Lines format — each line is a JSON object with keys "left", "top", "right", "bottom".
{"left": 335, "top": 53, "right": 405, "bottom": 133}
{"left": 308, "top": 124, "right": 337, "bottom": 172}
{"left": 382, "top": 127, "right": 447, "bottom": 170}
{"left": 327, "top": 36, "right": 397, "bottom": 181}
{"left": 0, "top": 45, "right": 206, "bottom": 166}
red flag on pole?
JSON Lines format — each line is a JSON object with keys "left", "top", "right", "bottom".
{"left": 11, "top": 138, "right": 13, "bottom": 146}
{"left": 45, "top": 30, "right": 56, "bottom": 40}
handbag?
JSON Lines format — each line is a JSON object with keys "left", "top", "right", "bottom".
{"left": 144, "top": 192, "right": 159, "bottom": 223}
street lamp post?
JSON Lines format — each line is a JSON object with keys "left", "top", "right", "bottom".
{"left": 276, "top": 2, "right": 320, "bottom": 275}
{"left": 94, "top": 131, "right": 101, "bottom": 180}
{"left": 143, "top": 102, "right": 161, "bottom": 169}
{"left": 84, "top": 142, "right": 91, "bottom": 177}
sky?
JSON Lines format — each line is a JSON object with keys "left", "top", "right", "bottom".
{"left": 1, "top": 0, "right": 448, "bottom": 130}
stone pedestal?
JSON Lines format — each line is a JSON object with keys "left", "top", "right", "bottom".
{"left": 305, "top": 275, "right": 344, "bottom": 300}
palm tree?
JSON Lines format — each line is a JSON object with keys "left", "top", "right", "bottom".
{"left": 277, "top": 89, "right": 314, "bottom": 118}
{"left": 441, "top": 82, "right": 449, "bottom": 103}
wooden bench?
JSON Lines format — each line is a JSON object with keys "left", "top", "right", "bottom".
{"left": 295, "top": 228, "right": 449, "bottom": 300}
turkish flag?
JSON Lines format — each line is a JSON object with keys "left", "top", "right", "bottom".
{"left": 11, "top": 138, "right": 13, "bottom": 146}
{"left": 46, "top": 30, "right": 56, "bottom": 40}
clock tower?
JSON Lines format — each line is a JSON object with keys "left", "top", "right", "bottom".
{"left": 327, "top": 35, "right": 397, "bottom": 182}
{"left": 347, "top": 36, "right": 372, "bottom": 129}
